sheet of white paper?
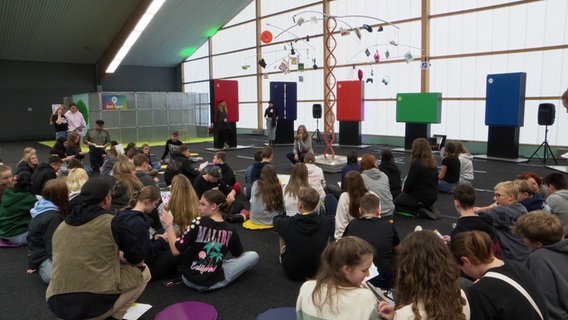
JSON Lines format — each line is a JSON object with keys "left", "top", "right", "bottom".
{"left": 123, "top": 303, "right": 152, "bottom": 320}
{"left": 363, "top": 262, "right": 379, "bottom": 281}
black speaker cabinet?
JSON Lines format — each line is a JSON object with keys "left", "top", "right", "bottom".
{"left": 537, "top": 103, "right": 555, "bottom": 126}
{"left": 312, "top": 104, "right": 322, "bottom": 119}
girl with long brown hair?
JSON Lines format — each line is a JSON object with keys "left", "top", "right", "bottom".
{"left": 394, "top": 138, "right": 439, "bottom": 217}
{"left": 26, "top": 178, "right": 69, "bottom": 284}
{"left": 283, "top": 163, "right": 310, "bottom": 216}
{"left": 250, "top": 164, "right": 284, "bottom": 225}
{"left": 379, "top": 231, "right": 470, "bottom": 320}
{"left": 286, "top": 124, "right": 313, "bottom": 164}
{"left": 296, "top": 236, "right": 378, "bottom": 319}
{"left": 168, "top": 174, "right": 200, "bottom": 236}
{"left": 65, "top": 131, "right": 87, "bottom": 162}
{"left": 334, "top": 171, "right": 372, "bottom": 240}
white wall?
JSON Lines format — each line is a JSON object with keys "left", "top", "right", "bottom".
{"left": 183, "top": 0, "right": 568, "bottom": 147}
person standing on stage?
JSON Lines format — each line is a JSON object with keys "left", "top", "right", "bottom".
{"left": 264, "top": 100, "right": 278, "bottom": 146}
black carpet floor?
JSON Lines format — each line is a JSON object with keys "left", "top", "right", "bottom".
{"left": 0, "top": 135, "right": 562, "bottom": 320}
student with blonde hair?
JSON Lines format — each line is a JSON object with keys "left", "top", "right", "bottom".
{"left": 66, "top": 167, "right": 89, "bottom": 203}
{"left": 296, "top": 236, "right": 378, "bottom": 319}
{"left": 514, "top": 179, "right": 544, "bottom": 212}
{"left": 15, "top": 150, "right": 38, "bottom": 176}
{"left": 168, "top": 174, "right": 200, "bottom": 237}
{"left": 476, "top": 181, "right": 531, "bottom": 262}
{"left": 283, "top": 163, "right": 311, "bottom": 216}
{"left": 110, "top": 157, "right": 143, "bottom": 212}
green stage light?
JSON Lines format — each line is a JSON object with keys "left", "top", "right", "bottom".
{"left": 205, "top": 26, "right": 221, "bottom": 38}
{"left": 180, "top": 47, "right": 197, "bottom": 58}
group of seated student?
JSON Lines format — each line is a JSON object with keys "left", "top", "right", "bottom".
{"left": 0, "top": 145, "right": 258, "bottom": 319}
{"left": 5, "top": 133, "right": 568, "bottom": 319}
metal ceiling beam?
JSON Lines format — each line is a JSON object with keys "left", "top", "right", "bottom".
{"left": 96, "top": 0, "right": 153, "bottom": 82}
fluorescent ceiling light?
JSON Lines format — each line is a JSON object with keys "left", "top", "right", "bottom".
{"left": 106, "top": 0, "right": 166, "bottom": 73}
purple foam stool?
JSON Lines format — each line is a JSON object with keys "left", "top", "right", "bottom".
{"left": 155, "top": 301, "right": 218, "bottom": 320}
{"left": 255, "top": 307, "right": 296, "bottom": 320}
{"left": 0, "top": 239, "right": 24, "bottom": 248}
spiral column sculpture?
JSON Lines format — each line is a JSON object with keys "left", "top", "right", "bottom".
{"left": 323, "top": 17, "right": 337, "bottom": 159}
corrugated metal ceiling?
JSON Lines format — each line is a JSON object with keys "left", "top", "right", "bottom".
{"left": 0, "top": 0, "right": 253, "bottom": 67}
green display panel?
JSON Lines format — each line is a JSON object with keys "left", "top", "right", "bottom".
{"left": 396, "top": 92, "right": 442, "bottom": 123}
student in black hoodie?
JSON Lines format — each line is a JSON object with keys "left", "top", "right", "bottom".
{"left": 31, "top": 156, "right": 62, "bottom": 195}
{"left": 160, "top": 131, "right": 184, "bottom": 163}
{"left": 379, "top": 148, "right": 402, "bottom": 200}
{"left": 163, "top": 145, "right": 200, "bottom": 186}
{"left": 273, "top": 187, "right": 333, "bottom": 281}
{"left": 443, "top": 184, "right": 501, "bottom": 258}
{"left": 116, "top": 186, "right": 180, "bottom": 280}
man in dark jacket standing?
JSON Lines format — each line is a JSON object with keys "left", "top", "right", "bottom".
{"left": 31, "top": 156, "right": 62, "bottom": 195}
{"left": 273, "top": 187, "right": 333, "bottom": 281}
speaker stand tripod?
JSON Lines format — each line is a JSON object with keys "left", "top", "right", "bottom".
{"left": 528, "top": 125, "right": 557, "bottom": 165}
{"left": 312, "top": 118, "right": 323, "bottom": 143}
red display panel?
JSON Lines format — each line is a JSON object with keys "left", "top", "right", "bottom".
{"left": 337, "top": 80, "right": 363, "bottom": 121}
{"left": 212, "top": 80, "right": 239, "bottom": 122}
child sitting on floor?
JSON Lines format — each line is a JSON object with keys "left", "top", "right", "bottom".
{"left": 296, "top": 236, "right": 378, "bottom": 319}
{"left": 343, "top": 193, "right": 400, "bottom": 289}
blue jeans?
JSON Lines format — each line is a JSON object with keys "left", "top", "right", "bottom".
{"left": 55, "top": 131, "right": 68, "bottom": 140}
{"left": 1, "top": 232, "right": 27, "bottom": 245}
{"left": 182, "top": 251, "right": 259, "bottom": 292}
{"left": 266, "top": 120, "right": 277, "bottom": 141}
{"left": 39, "top": 258, "right": 52, "bottom": 284}
{"left": 151, "top": 163, "right": 161, "bottom": 171}
{"left": 286, "top": 152, "right": 306, "bottom": 164}
{"left": 438, "top": 180, "right": 457, "bottom": 193}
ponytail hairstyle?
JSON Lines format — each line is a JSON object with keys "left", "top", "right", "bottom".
{"left": 42, "top": 178, "right": 70, "bottom": 218}
{"left": 450, "top": 230, "right": 495, "bottom": 266}
{"left": 311, "top": 236, "right": 375, "bottom": 314}
{"left": 396, "top": 231, "right": 466, "bottom": 320}
{"left": 129, "top": 185, "right": 160, "bottom": 209}
{"left": 444, "top": 141, "right": 457, "bottom": 158}
{"left": 343, "top": 171, "right": 368, "bottom": 218}
{"left": 202, "top": 189, "right": 230, "bottom": 214}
